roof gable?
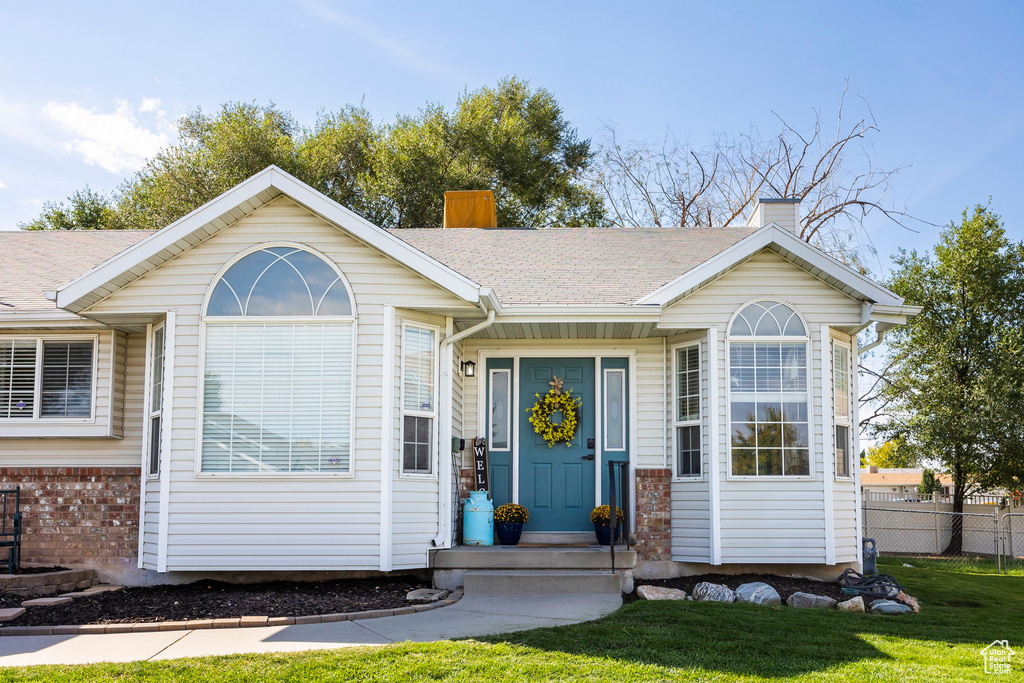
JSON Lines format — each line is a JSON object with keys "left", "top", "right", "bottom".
{"left": 54, "top": 167, "right": 484, "bottom": 313}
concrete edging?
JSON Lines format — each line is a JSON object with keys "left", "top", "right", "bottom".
{"left": 0, "top": 589, "right": 464, "bottom": 637}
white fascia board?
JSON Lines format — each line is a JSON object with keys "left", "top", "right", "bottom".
{"left": 56, "top": 166, "right": 485, "bottom": 312}
{"left": 634, "top": 226, "right": 904, "bottom": 307}
{"left": 870, "top": 303, "right": 923, "bottom": 323}
{"left": 492, "top": 305, "right": 661, "bottom": 323}
{"left": 0, "top": 311, "right": 111, "bottom": 329}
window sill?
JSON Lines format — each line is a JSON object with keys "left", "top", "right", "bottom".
{"left": 399, "top": 472, "right": 438, "bottom": 481}
{"left": 0, "top": 423, "right": 111, "bottom": 439}
{"left": 725, "top": 474, "right": 816, "bottom": 482}
{"left": 672, "top": 476, "right": 706, "bottom": 483}
{"left": 193, "top": 471, "right": 355, "bottom": 479}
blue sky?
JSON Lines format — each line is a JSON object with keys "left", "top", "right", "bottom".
{"left": 1, "top": 1, "right": 1021, "bottom": 275}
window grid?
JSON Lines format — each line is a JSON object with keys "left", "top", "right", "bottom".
{"left": 673, "top": 344, "right": 702, "bottom": 478}
{"left": 0, "top": 338, "right": 95, "bottom": 421}
{"left": 833, "top": 342, "right": 853, "bottom": 479}
{"left": 148, "top": 324, "right": 165, "bottom": 476}
{"left": 727, "top": 300, "right": 810, "bottom": 478}
{"left": 401, "top": 324, "right": 436, "bottom": 475}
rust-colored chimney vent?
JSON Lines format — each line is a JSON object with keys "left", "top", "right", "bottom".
{"left": 443, "top": 190, "right": 497, "bottom": 228}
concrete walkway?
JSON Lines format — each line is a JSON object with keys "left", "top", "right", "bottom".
{"left": 0, "top": 593, "right": 621, "bottom": 667}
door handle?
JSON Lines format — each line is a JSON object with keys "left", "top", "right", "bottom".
{"left": 582, "top": 454, "right": 595, "bottom": 461}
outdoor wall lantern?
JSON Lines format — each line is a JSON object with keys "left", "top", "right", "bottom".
{"left": 461, "top": 360, "right": 476, "bottom": 377}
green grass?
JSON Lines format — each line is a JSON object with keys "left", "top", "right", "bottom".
{"left": 1, "top": 566, "right": 1021, "bottom": 682}
{"left": 879, "top": 554, "right": 1024, "bottom": 576}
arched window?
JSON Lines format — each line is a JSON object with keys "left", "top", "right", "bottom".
{"left": 728, "top": 300, "right": 810, "bottom": 477}
{"left": 200, "top": 246, "right": 354, "bottom": 474}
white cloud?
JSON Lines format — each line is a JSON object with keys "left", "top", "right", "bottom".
{"left": 42, "top": 99, "right": 174, "bottom": 174}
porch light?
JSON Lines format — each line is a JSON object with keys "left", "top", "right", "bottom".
{"left": 461, "top": 360, "right": 476, "bottom": 377}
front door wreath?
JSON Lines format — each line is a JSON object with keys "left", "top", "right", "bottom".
{"left": 527, "top": 375, "right": 582, "bottom": 447}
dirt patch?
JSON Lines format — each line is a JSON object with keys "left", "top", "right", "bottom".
{"left": 634, "top": 572, "right": 848, "bottom": 602}
{"left": 0, "top": 576, "right": 430, "bottom": 627}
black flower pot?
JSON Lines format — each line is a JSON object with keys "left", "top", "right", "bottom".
{"left": 496, "top": 522, "right": 524, "bottom": 546}
{"left": 593, "top": 522, "right": 621, "bottom": 546}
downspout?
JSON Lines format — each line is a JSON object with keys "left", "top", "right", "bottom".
{"left": 431, "top": 298, "right": 497, "bottom": 548}
{"left": 858, "top": 324, "right": 889, "bottom": 355}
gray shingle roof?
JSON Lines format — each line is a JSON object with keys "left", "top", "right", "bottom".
{"left": 390, "top": 227, "right": 757, "bottom": 305}
{"left": 0, "top": 225, "right": 757, "bottom": 313}
{"left": 0, "top": 230, "right": 154, "bottom": 312}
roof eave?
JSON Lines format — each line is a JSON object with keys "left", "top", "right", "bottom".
{"left": 633, "top": 225, "right": 905, "bottom": 308}
{"left": 55, "top": 166, "right": 485, "bottom": 313}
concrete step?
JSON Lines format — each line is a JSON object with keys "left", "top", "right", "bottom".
{"left": 433, "top": 546, "right": 636, "bottom": 571}
{"left": 463, "top": 570, "right": 623, "bottom": 595}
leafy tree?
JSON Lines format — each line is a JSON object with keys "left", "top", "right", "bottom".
{"left": 917, "top": 467, "right": 941, "bottom": 497}
{"left": 862, "top": 439, "right": 918, "bottom": 469}
{"left": 18, "top": 187, "right": 114, "bottom": 230}
{"left": 879, "top": 205, "right": 1024, "bottom": 553}
{"left": 21, "top": 78, "right": 603, "bottom": 231}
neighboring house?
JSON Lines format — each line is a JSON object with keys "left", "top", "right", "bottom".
{"left": 0, "top": 166, "right": 920, "bottom": 583}
{"left": 860, "top": 467, "right": 955, "bottom": 500}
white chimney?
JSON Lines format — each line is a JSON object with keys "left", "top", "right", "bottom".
{"left": 746, "top": 197, "right": 800, "bottom": 233}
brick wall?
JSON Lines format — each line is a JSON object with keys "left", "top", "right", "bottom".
{"left": 0, "top": 468, "right": 140, "bottom": 567}
{"left": 634, "top": 468, "right": 671, "bottom": 561}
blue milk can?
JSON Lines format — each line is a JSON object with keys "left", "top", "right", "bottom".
{"left": 463, "top": 490, "right": 494, "bottom": 546}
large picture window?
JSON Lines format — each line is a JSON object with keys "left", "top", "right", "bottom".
{"left": 673, "top": 344, "right": 702, "bottom": 477}
{"left": 200, "top": 247, "right": 354, "bottom": 474}
{"left": 728, "top": 301, "right": 810, "bottom": 477}
{"left": 0, "top": 338, "right": 94, "bottom": 420}
{"left": 402, "top": 324, "right": 436, "bottom": 475}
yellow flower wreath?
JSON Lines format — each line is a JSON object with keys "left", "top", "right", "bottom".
{"left": 527, "top": 378, "right": 582, "bottom": 448}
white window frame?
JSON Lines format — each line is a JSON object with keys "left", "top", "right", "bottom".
{"left": 195, "top": 242, "right": 357, "bottom": 478}
{"left": 488, "top": 368, "right": 512, "bottom": 452}
{"left": 400, "top": 321, "right": 439, "bottom": 478}
{"left": 0, "top": 334, "right": 99, "bottom": 423}
{"left": 671, "top": 341, "right": 703, "bottom": 480}
{"left": 832, "top": 338, "right": 854, "bottom": 481}
{"left": 603, "top": 368, "right": 627, "bottom": 452}
{"left": 144, "top": 323, "right": 165, "bottom": 479}
{"left": 725, "top": 299, "right": 814, "bottom": 480}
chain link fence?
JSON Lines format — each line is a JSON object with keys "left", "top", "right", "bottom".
{"left": 862, "top": 506, "right": 1010, "bottom": 574}
{"left": 1001, "top": 513, "right": 1024, "bottom": 575}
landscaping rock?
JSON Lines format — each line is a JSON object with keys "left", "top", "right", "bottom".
{"left": 734, "top": 582, "right": 781, "bottom": 606}
{"left": 836, "top": 596, "right": 866, "bottom": 613}
{"left": 636, "top": 586, "right": 687, "bottom": 601}
{"left": 0, "top": 607, "right": 25, "bottom": 621}
{"left": 895, "top": 591, "right": 920, "bottom": 613}
{"left": 406, "top": 588, "right": 450, "bottom": 603}
{"left": 692, "top": 582, "right": 735, "bottom": 603}
{"left": 21, "top": 597, "right": 73, "bottom": 607}
{"left": 869, "top": 599, "right": 913, "bottom": 615}
{"left": 786, "top": 592, "right": 837, "bottom": 609}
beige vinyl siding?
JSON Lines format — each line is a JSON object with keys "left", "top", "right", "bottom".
{"left": 667, "top": 332, "right": 712, "bottom": 562}
{"left": 392, "top": 311, "right": 444, "bottom": 570}
{"left": 834, "top": 482, "right": 859, "bottom": 562}
{"left": 0, "top": 330, "right": 145, "bottom": 466}
{"left": 88, "top": 197, "right": 476, "bottom": 571}
{"left": 664, "top": 250, "right": 862, "bottom": 564}
{"left": 141, "top": 479, "right": 160, "bottom": 569}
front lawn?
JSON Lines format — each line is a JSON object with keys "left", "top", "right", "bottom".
{"left": 1, "top": 565, "right": 1020, "bottom": 682}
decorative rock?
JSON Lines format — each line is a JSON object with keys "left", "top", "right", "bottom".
{"left": 895, "top": 591, "right": 920, "bottom": 613}
{"left": 734, "top": 582, "right": 781, "bottom": 606}
{"left": 406, "top": 588, "right": 450, "bottom": 602}
{"left": 636, "top": 585, "right": 687, "bottom": 601}
{"left": 786, "top": 592, "right": 837, "bottom": 609}
{"left": 692, "top": 582, "right": 736, "bottom": 603}
{"left": 0, "top": 608, "right": 25, "bottom": 622}
{"left": 869, "top": 599, "right": 913, "bottom": 615}
{"left": 21, "top": 596, "right": 73, "bottom": 607}
{"left": 836, "top": 596, "right": 866, "bottom": 613}
{"left": 902, "top": 563, "right": 915, "bottom": 568}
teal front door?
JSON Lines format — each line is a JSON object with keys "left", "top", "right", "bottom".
{"left": 519, "top": 358, "right": 596, "bottom": 531}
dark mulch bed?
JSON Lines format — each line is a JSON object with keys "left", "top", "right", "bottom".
{"left": 0, "top": 576, "right": 430, "bottom": 627}
{"left": 633, "top": 572, "right": 847, "bottom": 602}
